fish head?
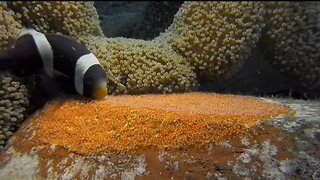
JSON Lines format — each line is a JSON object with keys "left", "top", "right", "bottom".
{"left": 83, "top": 65, "right": 108, "bottom": 99}
{"left": 91, "top": 80, "right": 108, "bottom": 99}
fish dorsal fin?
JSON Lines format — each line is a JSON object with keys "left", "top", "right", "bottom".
{"left": 19, "top": 28, "right": 54, "bottom": 78}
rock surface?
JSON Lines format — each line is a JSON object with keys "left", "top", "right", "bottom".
{"left": 0, "top": 94, "right": 319, "bottom": 179}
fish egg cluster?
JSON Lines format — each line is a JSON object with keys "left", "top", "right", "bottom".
{"left": 0, "top": 73, "right": 29, "bottom": 149}
{"left": 159, "top": 1, "right": 266, "bottom": 80}
{"left": 0, "top": 2, "right": 22, "bottom": 49}
{"left": 262, "top": 1, "right": 320, "bottom": 89}
{"left": 79, "top": 35, "right": 199, "bottom": 95}
{"left": 36, "top": 93, "right": 289, "bottom": 154}
{"left": 4, "top": 1, "right": 103, "bottom": 40}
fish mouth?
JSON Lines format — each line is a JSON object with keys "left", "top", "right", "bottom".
{"left": 92, "top": 86, "right": 108, "bottom": 99}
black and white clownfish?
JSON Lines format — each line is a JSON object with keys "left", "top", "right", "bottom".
{"left": 0, "top": 28, "right": 108, "bottom": 99}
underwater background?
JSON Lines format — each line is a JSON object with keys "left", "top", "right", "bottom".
{"left": 0, "top": 1, "right": 319, "bottom": 179}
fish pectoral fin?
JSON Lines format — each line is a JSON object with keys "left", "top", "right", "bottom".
{"left": 51, "top": 70, "right": 72, "bottom": 83}
{"left": 35, "top": 71, "right": 75, "bottom": 97}
{"left": 52, "top": 70, "right": 76, "bottom": 93}
{"left": 35, "top": 74, "right": 62, "bottom": 97}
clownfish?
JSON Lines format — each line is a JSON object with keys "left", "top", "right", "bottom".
{"left": 0, "top": 28, "right": 107, "bottom": 99}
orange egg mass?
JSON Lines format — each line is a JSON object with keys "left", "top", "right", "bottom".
{"left": 35, "top": 93, "right": 290, "bottom": 154}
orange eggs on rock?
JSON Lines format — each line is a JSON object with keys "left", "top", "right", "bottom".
{"left": 35, "top": 93, "right": 289, "bottom": 154}
{"left": 2, "top": 93, "right": 319, "bottom": 179}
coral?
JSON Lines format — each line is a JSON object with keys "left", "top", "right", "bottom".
{"left": 35, "top": 93, "right": 289, "bottom": 154}
{"left": 158, "top": 1, "right": 266, "bottom": 80}
{"left": 0, "top": 2, "right": 22, "bottom": 49}
{"left": 0, "top": 72, "right": 29, "bottom": 149}
{"left": 79, "top": 35, "right": 199, "bottom": 95}
{"left": 2, "top": 1, "right": 103, "bottom": 44}
{"left": 261, "top": 1, "right": 320, "bottom": 89}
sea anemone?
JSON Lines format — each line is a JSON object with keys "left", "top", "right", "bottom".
{"left": 0, "top": 72, "right": 29, "bottom": 149}
{"left": 158, "top": 1, "right": 266, "bottom": 80}
{"left": 261, "top": 1, "right": 320, "bottom": 89}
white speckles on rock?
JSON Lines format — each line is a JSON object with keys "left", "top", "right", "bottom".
{"left": 0, "top": 150, "right": 39, "bottom": 180}
{"left": 173, "top": 161, "right": 179, "bottom": 172}
{"left": 79, "top": 161, "right": 93, "bottom": 179}
{"left": 47, "top": 159, "right": 59, "bottom": 179}
{"left": 61, "top": 157, "right": 85, "bottom": 180}
{"left": 272, "top": 115, "right": 302, "bottom": 133}
{"left": 218, "top": 141, "right": 232, "bottom": 148}
{"left": 135, "top": 155, "right": 148, "bottom": 175}
{"left": 242, "top": 177, "right": 251, "bottom": 180}
{"left": 279, "top": 159, "right": 295, "bottom": 174}
{"left": 121, "top": 155, "right": 148, "bottom": 180}
{"left": 313, "top": 170, "right": 320, "bottom": 180}
{"left": 233, "top": 163, "right": 249, "bottom": 176}
{"left": 27, "top": 130, "right": 36, "bottom": 141}
{"left": 158, "top": 151, "right": 166, "bottom": 162}
{"left": 58, "top": 157, "right": 69, "bottom": 170}
{"left": 207, "top": 143, "right": 213, "bottom": 155}
{"left": 304, "top": 128, "right": 320, "bottom": 139}
{"left": 29, "top": 147, "right": 39, "bottom": 155}
{"left": 95, "top": 165, "right": 106, "bottom": 180}
{"left": 273, "top": 98, "right": 320, "bottom": 124}
{"left": 214, "top": 171, "right": 228, "bottom": 180}
{"left": 241, "top": 137, "right": 250, "bottom": 147}
{"left": 50, "top": 144, "right": 56, "bottom": 151}
{"left": 261, "top": 140, "right": 277, "bottom": 156}
{"left": 246, "top": 146, "right": 259, "bottom": 157}
{"left": 239, "top": 152, "right": 252, "bottom": 164}
{"left": 259, "top": 140, "right": 284, "bottom": 179}
{"left": 97, "top": 155, "right": 107, "bottom": 162}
